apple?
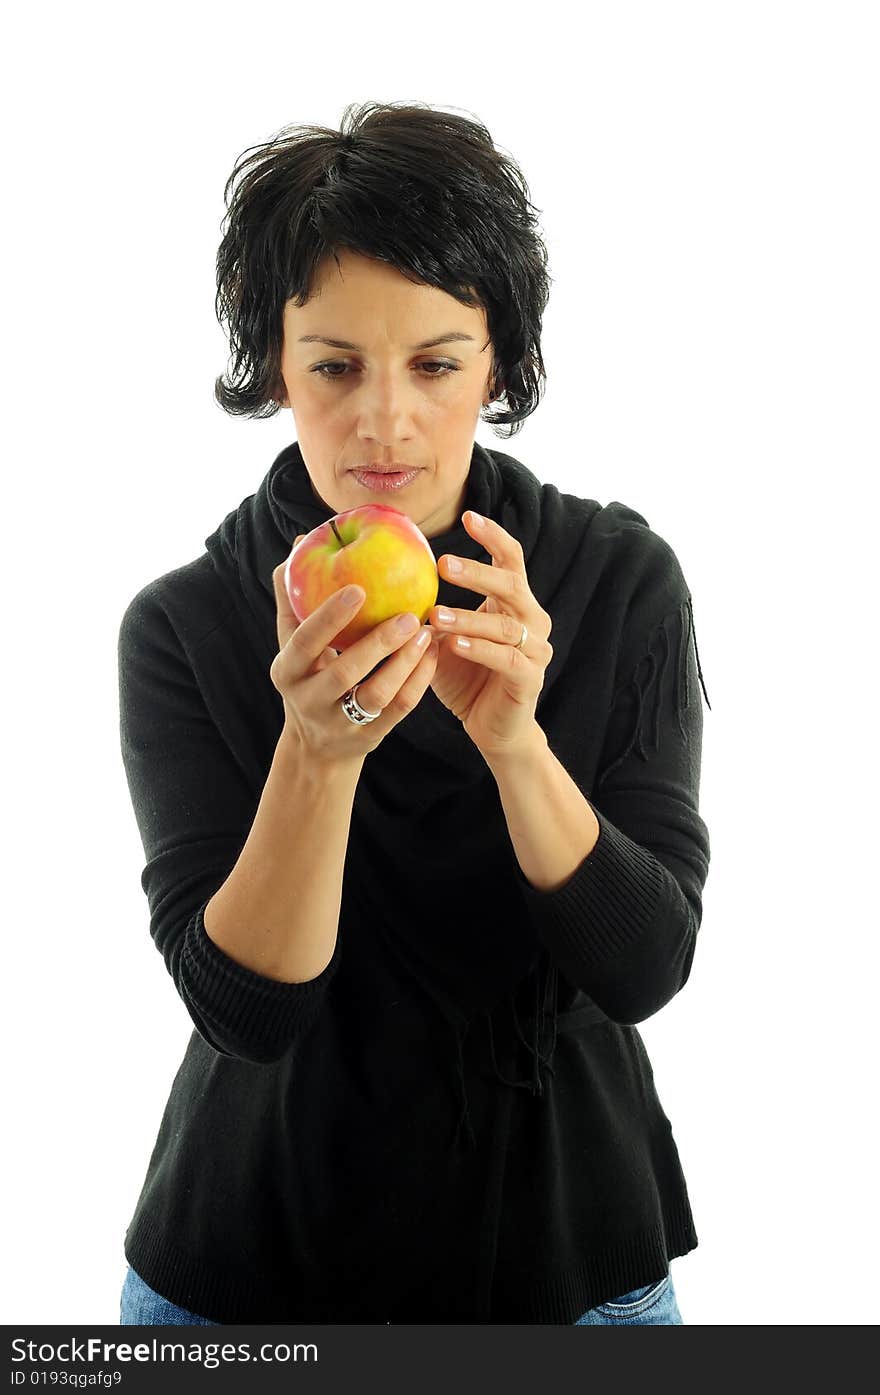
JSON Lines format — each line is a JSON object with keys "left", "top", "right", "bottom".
{"left": 283, "top": 504, "right": 439, "bottom": 651}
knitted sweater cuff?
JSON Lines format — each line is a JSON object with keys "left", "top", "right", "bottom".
{"left": 511, "top": 804, "right": 669, "bottom": 969}
{"left": 179, "top": 901, "right": 337, "bottom": 1062}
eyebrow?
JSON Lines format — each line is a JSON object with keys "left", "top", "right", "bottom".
{"left": 297, "top": 332, "right": 476, "bottom": 351}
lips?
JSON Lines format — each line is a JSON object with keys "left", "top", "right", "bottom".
{"left": 350, "top": 467, "right": 422, "bottom": 492}
{"left": 351, "top": 464, "right": 416, "bottom": 474}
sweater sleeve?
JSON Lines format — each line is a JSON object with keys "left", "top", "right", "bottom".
{"left": 511, "top": 596, "right": 711, "bottom": 1025}
{"left": 117, "top": 583, "right": 341, "bottom": 1064}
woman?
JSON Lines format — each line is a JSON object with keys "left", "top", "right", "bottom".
{"left": 117, "top": 101, "right": 711, "bottom": 1326}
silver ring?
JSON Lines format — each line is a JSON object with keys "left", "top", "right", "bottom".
{"left": 340, "top": 683, "right": 382, "bottom": 724}
{"left": 515, "top": 623, "right": 528, "bottom": 650}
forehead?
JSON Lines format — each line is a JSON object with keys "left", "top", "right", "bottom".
{"left": 285, "top": 250, "right": 487, "bottom": 341}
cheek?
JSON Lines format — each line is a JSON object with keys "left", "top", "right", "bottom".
{"left": 289, "top": 393, "right": 341, "bottom": 433}
{"left": 431, "top": 384, "right": 483, "bottom": 419}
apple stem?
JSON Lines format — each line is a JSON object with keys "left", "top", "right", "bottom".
{"left": 330, "top": 520, "right": 345, "bottom": 547}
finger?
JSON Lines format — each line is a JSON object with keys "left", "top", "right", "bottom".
{"left": 444, "top": 631, "right": 539, "bottom": 683}
{"left": 438, "top": 551, "right": 531, "bottom": 617}
{"left": 428, "top": 603, "right": 526, "bottom": 647}
{"left": 323, "top": 611, "right": 429, "bottom": 703}
{"left": 351, "top": 625, "right": 439, "bottom": 717}
{"left": 272, "top": 536, "right": 308, "bottom": 650}
{"left": 388, "top": 630, "right": 441, "bottom": 714}
{"left": 461, "top": 510, "right": 526, "bottom": 572}
{"left": 284, "top": 579, "right": 367, "bottom": 671}
{"left": 312, "top": 624, "right": 433, "bottom": 727}
{"left": 272, "top": 561, "right": 299, "bottom": 652}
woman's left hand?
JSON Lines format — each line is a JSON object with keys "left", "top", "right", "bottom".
{"left": 427, "top": 511, "right": 553, "bottom": 759}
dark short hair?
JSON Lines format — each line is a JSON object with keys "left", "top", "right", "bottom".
{"left": 213, "top": 101, "right": 552, "bottom": 437}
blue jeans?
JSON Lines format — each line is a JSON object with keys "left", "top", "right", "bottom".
{"left": 574, "top": 1271, "right": 682, "bottom": 1324}
{"left": 120, "top": 1264, "right": 682, "bottom": 1325}
{"left": 120, "top": 1266, "right": 221, "bottom": 1326}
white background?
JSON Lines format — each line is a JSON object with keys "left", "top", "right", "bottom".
{"left": 3, "top": 0, "right": 877, "bottom": 1327}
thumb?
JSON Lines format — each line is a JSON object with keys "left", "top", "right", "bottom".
{"left": 272, "top": 534, "right": 306, "bottom": 652}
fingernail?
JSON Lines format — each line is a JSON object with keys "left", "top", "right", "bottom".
{"left": 395, "top": 612, "right": 419, "bottom": 633}
{"left": 469, "top": 512, "right": 485, "bottom": 528}
{"left": 415, "top": 627, "right": 431, "bottom": 648}
{"left": 342, "top": 585, "right": 365, "bottom": 605}
{"left": 445, "top": 557, "right": 463, "bottom": 574}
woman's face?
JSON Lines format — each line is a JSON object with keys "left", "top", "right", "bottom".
{"left": 275, "top": 249, "right": 496, "bottom": 538}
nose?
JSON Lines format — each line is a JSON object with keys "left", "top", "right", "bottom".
{"left": 354, "top": 369, "right": 418, "bottom": 442}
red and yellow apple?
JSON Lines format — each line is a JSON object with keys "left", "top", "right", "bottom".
{"left": 283, "top": 504, "right": 439, "bottom": 651}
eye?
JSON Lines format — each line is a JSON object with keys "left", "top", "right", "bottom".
{"left": 310, "top": 360, "right": 460, "bottom": 380}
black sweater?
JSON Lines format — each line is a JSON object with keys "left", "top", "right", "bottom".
{"left": 116, "top": 439, "right": 712, "bottom": 1323}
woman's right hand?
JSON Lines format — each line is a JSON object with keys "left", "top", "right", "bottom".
{"left": 270, "top": 539, "right": 440, "bottom": 764}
